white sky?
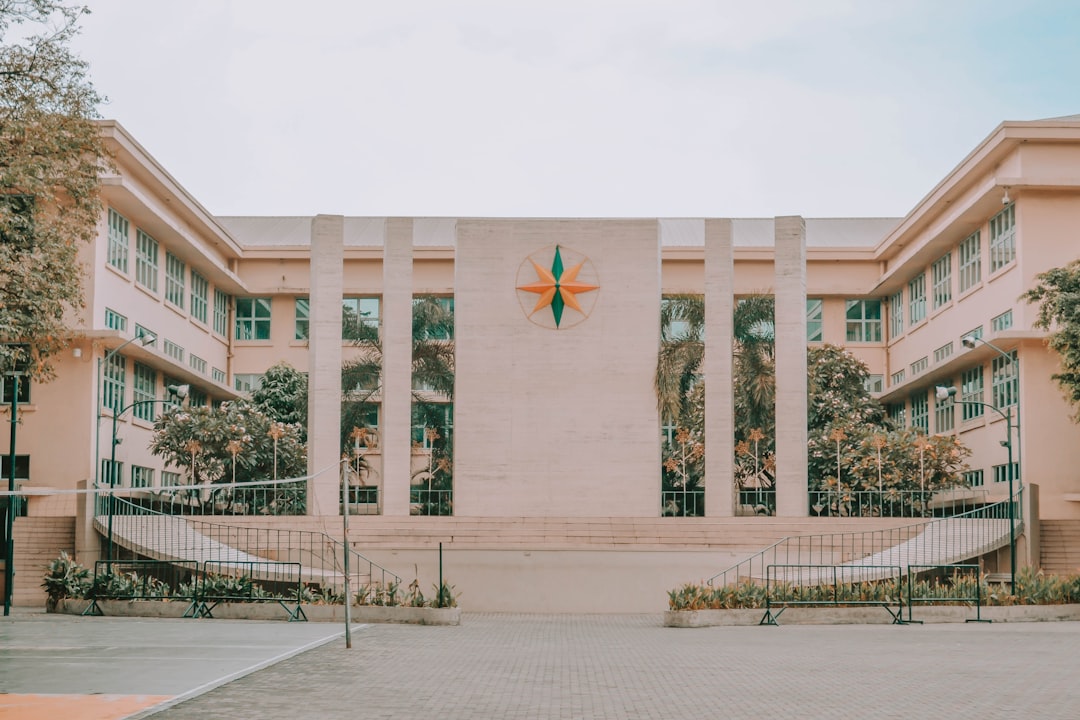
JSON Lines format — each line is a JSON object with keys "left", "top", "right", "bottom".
{"left": 72, "top": 0, "right": 1080, "bottom": 219}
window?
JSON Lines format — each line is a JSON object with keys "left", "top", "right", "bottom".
{"left": 135, "top": 230, "right": 158, "bottom": 292}
{"left": 164, "top": 340, "right": 184, "bottom": 363}
{"left": 864, "top": 375, "right": 883, "bottom": 394}
{"left": 933, "top": 342, "right": 953, "bottom": 364}
{"left": 963, "top": 469, "right": 984, "bottom": 488}
{"left": 104, "top": 308, "right": 127, "bottom": 332}
{"left": 412, "top": 404, "right": 453, "bottom": 449}
{"left": 102, "top": 353, "right": 126, "bottom": 413}
{"left": 991, "top": 351, "right": 1018, "bottom": 408}
{"left": 989, "top": 204, "right": 1016, "bottom": 272}
{"left": 101, "top": 459, "right": 123, "bottom": 487}
{"left": 131, "top": 466, "right": 154, "bottom": 489}
{"left": 931, "top": 253, "right": 952, "bottom": 309}
{"left": 413, "top": 296, "right": 453, "bottom": 341}
{"left": 959, "top": 231, "right": 981, "bottom": 293}
{"left": 213, "top": 289, "right": 230, "bottom": 337}
{"left": 934, "top": 378, "right": 954, "bottom": 433}
{"left": 910, "top": 391, "right": 928, "bottom": 432}
{"left": 162, "top": 471, "right": 182, "bottom": 488}
{"left": 189, "top": 355, "right": 207, "bottom": 374}
{"left": 991, "top": 310, "right": 1013, "bottom": 333}
{"left": 806, "top": 299, "right": 823, "bottom": 342}
{"left": 235, "top": 297, "right": 272, "bottom": 340}
{"left": 165, "top": 252, "right": 185, "bottom": 308}
{"left": 890, "top": 369, "right": 905, "bottom": 386}
{"left": 346, "top": 404, "right": 380, "bottom": 435}
{"left": 888, "top": 403, "right": 905, "bottom": 428}
{"left": 188, "top": 388, "right": 208, "bottom": 407}
{"left": 845, "top": 300, "right": 882, "bottom": 342}
{"left": 234, "top": 374, "right": 264, "bottom": 394}
{"left": 0, "top": 195, "right": 34, "bottom": 248}
{"left": 908, "top": 274, "right": 926, "bottom": 325}
{"left": 993, "top": 463, "right": 1020, "bottom": 485}
{"left": 342, "top": 297, "right": 382, "bottom": 340}
{"left": 963, "top": 325, "right": 984, "bottom": 343}
{"left": 132, "top": 362, "right": 157, "bottom": 421}
{"left": 660, "top": 415, "right": 677, "bottom": 444}
{"left": 190, "top": 271, "right": 209, "bottom": 323}
{"left": 889, "top": 290, "right": 903, "bottom": 339}
{"left": 107, "top": 209, "right": 129, "bottom": 273}
{"left": 212, "top": 367, "right": 226, "bottom": 384}
{"left": 295, "top": 298, "right": 310, "bottom": 340}
{"left": 134, "top": 324, "right": 156, "bottom": 347}
{"left": 661, "top": 296, "right": 701, "bottom": 341}
{"left": 0, "top": 375, "right": 30, "bottom": 404}
{"left": 910, "top": 357, "right": 928, "bottom": 376}
{"left": 960, "top": 366, "right": 984, "bottom": 421}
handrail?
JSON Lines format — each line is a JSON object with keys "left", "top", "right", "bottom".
{"left": 707, "top": 489, "right": 1023, "bottom": 588}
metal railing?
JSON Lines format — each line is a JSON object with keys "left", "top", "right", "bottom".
{"left": 410, "top": 488, "right": 453, "bottom": 516}
{"left": 83, "top": 559, "right": 200, "bottom": 616}
{"left": 114, "top": 479, "right": 308, "bottom": 516}
{"left": 708, "top": 489, "right": 1022, "bottom": 589}
{"left": 809, "top": 487, "right": 997, "bottom": 518}
{"left": 760, "top": 564, "right": 905, "bottom": 625}
{"left": 662, "top": 489, "right": 704, "bottom": 517}
{"left": 905, "top": 564, "right": 988, "bottom": 624}
{"left": 191, "top": 560, "right": 306, "bottom": 620}
{"left": 95, "top": 495, "right": 401, "bottom": 598}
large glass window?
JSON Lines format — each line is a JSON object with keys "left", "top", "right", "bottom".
{"left": 413, "top": 296, "right": 454, "bottom": 341}
{"left": 235, "top": 297, "right": 272, "bottom": 340}
{"left": 888, "top": 402, "right": 905, "bottom": 428}
{"left": 165, "top": 252, "right": 185, "bottom": 308}
{"left": 806, "top": 299, "right": 823, "bottom": 342}
{"left": 131, "top": 466, "right": 154, "bottom": 489}
{"left": 889, "top": 290, "right": 903, "bottom": 339}
{"left": 295, "top": 298, "right": 310, "bottom": 340}
{"left": 135, "top": 230, "right": 158, "bottom": 292}
{"left": 910, "top": 391, "right": 928, "bottom": 432}
{"left": 104, "top": 308, "right": 127, "bottom": 332}
{"left": 343, "top": 297, "right": 381, "bottom": 340}
{"left": 991, "top": 310, "right": 1013, "bottom": 333}
{"left": 991, "top": 351, "right": 1018, "bottom": 408}
{"left": 844, "top": 300, "right": 882, "bottom": 342}
{"left": 0, "top": 376, "right": 30, "bottom": 404}
{"left": 213, "top": 289, "right": 230, "bottom": 337}
{"left": 412, "top": 404, "right": 453, "bottom": 449}
{"left": 190, "top": 271, "right": 209, "bottom": 323}
{"left": 132, "top": 362, "right": 157, "bottom": 421}
{"left": 958, "top": 231, "right": 981, "bottom": 293}
{"left": 102, "top": 353, "right": 126, "bottom": 413}
{"left": 934, "top": 378, "right": 954, "bottom": 433}
{"left": 961, "top": 365, "right": 983, "bottom": 421}
{"left": 989, "top": 204, "right": 1016, "bottom": 272}
{"left": 931, "top": 253, "right": 952, "bottom": 309}
{"left": 107, "top": 209, "right": 129, "bottom": 273}
{"left": 908, "top": 273, "right": 926, "bottom": 325}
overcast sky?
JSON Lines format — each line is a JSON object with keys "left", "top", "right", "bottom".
{"left": 71, "top": 0, "right": 1080, "bottom": 219}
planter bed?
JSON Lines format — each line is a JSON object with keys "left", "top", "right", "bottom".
{"left": 55, "top": 599, "right": 460, "bottom": 625}
{"left": 664, "top": 603, "right": 1080, "bottom": 627}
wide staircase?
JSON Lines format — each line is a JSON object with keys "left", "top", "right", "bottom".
{"left": 3, "top": 517, "right": 76, "bottom": 608}
{"left": 1040, "top": 520, "right": 1080, "bottom": 574}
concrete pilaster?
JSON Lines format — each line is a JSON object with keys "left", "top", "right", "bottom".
{"left": 307, "top": 215, "right": 344, "bottom": 516}
{"left": 774, "top": 216, "right": 808, "bottom": 517}
{"left": 704, "top": 219, "right": 735, "bottom": 517}
{"left": 381, "top": 219, "right": 414, "bottom": 516}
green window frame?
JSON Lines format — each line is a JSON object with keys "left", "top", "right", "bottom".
{"left": 844, "top": 299, "right": 882, "bottom": 343}
{"left": 961, "top": 366, "right": 983, "bottom": 421}
{"left": 102, "top": 353, "right": 126, "bottom": 414}
{"left": 104, "top": 308, "right": 127, "bottom": 332}
{"left": 908, "top": 274, "right": 926, "bottom": 324}
{"left": 889, "top": 290, "right": 903, "bottom": 339}
{"left": 107, "top": 208, "right": 129, "bottom": 273}
{"left": 343, "top": 297, "right": 382, "bottom": 340}
{"left": 295, "top": 298, "right": 310, "bottom": 340}
{"left": 213, "top": 289, "right": 230, "bottom": 337}
{"left": 931, "top": 253, "right": 952, "bottom": 309}
{"left": 132, "top": 362, "right": 157, "bottom": 421}
{"left": 806, "top": 299, "right": 823, "bottom": 342}
{"left": 958, "top": 231, "right": 981, "bottom": 293}
{"left": 910, "top": 391, "right": 928, "bottom": 432}
{"left": 989, "top": 204, "right": 1016, "bottom": 273}
{"left": 190, "top": 271, "right": 209, "bottom": 323}
{"left": 165, "top": 252, "right": 185, "bottom": 308}
{"left": 235, "top": 297, "right": 272, "bottom": 340}
{"left": 135, "top": 229, "right": 158, "bottom": 292}
{"left": 991, "top": 351, "right": 1018, "bottom": 408}
{"left": 131, "top": 465, "right": 154, "bottom": 489}
{"left": 934, "top": 378, "right": 954, "bottom": 433}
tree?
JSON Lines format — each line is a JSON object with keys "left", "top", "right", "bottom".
{"left": 1024, "top": 260, "right": 1080, "bottom": 421}
{"left": 150, "top": 399, "right": 307, "bottom": 514}
{"left": 0, "top": 1, "right": 106, "bottom": 379}
{"left": 250, "top": 361, "right": 308, "bottom": 433}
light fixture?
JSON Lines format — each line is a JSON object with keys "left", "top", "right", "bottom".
{"left": 1002, "top": 187, "right": 1011, "bottom": 205}
{"left": 935, "top": 386, "right": 957, "bottom": 401}
{"left": 961, "top": 335, "right": 977, "bottom": 349}
{"left": 138, "top": 331, "right": 157, "bottom": 346}
{"left": 166, "top": 383, "right": 190, "bottom": 401}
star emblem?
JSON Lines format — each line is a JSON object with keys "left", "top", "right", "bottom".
{"left": 516, "top": 245, "right": 600, "bottom": 328}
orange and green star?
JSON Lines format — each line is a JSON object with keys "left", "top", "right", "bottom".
{"left": 516, "top": 246, "right": 599, "bottom": 327}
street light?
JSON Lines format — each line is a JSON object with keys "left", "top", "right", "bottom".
{"left": 961, "top": 334, "right": 1021, "bottom": 487}
{"left": 935, "top": 385, "right": 1016, "bottom": 594}
{"left": 105, "top": 382, "right": 188, "bottom": 568}
{"left": 95, "top": 332, "right": 157, "bottom": 497}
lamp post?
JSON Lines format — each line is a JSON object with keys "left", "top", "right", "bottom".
{"left": 105, "top": 383, "right": 188, "bottom": 568}
{"left": 95, "top": 332, "right": 157, "bottom": 498}
{"left": 961, "top": 334, "right": 1021, "bottom": 487}
{"left": 936, "top": 385, "right": 1016, "bottom": 594}
{"left": 3, "top": 343, "right": 29, "bottom": 617}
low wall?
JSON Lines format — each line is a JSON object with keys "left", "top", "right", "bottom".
{"left": 664, "top": 604, "right": 1080, "bottom": 627}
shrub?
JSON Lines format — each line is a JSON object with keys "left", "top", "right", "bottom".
{"left": 41, "top": 552, "right": 89, "bottom": 611}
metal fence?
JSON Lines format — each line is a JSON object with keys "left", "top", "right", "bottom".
{"left": 112, "top": 479, "right": 308, "bottom": 516}
{"left": 709, "top": 489, "right": 1022, "bottom": 589}
{"left": 83, "top": 559, "right": 200, "bottom": 616}
{"left": 662, "top": 489, "right": 704, "bottom": 517}
{"left": 760, "top": 564, "right": 905, "bottom": 625}
{"left": 905, "top": 564, "right": 988, "bottom": 624}
{"left": 191, "top": 560, "right": 306, "bottom": 620}
{"left": 410, "top": 488, "right": 453, "bottom": 516}
{"left": 95, "top": 495, "right": 401, "bottom": 600}
{"left": 809, "top": 487, "right": 998, "bottom": 518}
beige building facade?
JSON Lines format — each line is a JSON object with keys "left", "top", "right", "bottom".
{"left": 4, "top": 114, "right": 1080, "bottom": 550}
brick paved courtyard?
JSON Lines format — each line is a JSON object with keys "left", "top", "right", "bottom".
{"left": 149, "top": 614, "right": 1079, "bottom": 720}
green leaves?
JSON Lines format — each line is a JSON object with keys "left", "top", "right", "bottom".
{"left": 1024, "top": 259, "right": 1080, "bottom": 421}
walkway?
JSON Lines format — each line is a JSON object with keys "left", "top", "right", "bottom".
{"left": 3, "top": 612, "right": 1077, "bottom": 719}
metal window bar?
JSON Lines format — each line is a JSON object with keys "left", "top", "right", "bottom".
{"left": 661, "top": 489, "right": 705, "bottom": 517}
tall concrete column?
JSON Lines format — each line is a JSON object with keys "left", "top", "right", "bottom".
{"left": 381, "top": 219, "right": 414, "bottom": 516}
{"left": 704, "top": 219, "right": 735, "bottom": 516}
{"left": 307, "top": 215, "right": 344, "bottom": 516}
{"left": 774, "top": 216, "right": 808, "bottom": 517}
